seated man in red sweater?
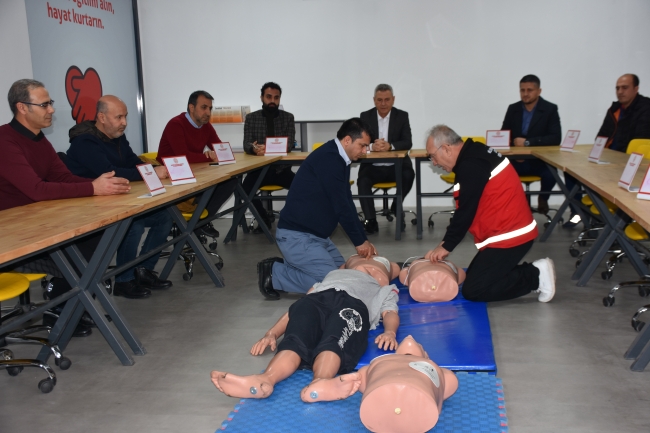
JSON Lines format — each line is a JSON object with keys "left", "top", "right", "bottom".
{"left": 157, "top": 90, "right": 237, "bottom": 238}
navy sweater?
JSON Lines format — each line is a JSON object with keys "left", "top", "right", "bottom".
{"left": 278, "top": 140, "right": 367, "bottom": 246}
{"left": 66, "top": 121, "right": 144, "bottom": 181}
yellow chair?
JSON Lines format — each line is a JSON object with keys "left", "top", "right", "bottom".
{"left": 427, "top": 137, "right": 485, "bottom": 229}
{"left": 0, "top": 273, "right": 63, "bottom": 393}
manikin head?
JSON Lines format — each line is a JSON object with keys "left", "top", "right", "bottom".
{"left": 343, "top": 254, "right": 400, "bottom": 287}
{"left": 187, "top": 90, "right": 214, "bottom": 126}
{"left": 399, "top": 259, "right": 466, "bottom": 303}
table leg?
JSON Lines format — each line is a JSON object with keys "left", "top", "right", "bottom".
{"left": 625, "top": 318, "right": 650, "bottom": 371}
{"left": 395, "top": 162, "right": 403, "bottom": 241}
{"left": 416, "top": 158, "right": 423, "bottom": 240}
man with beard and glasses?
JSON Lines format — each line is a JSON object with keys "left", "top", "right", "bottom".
{"left": 66, "top": 95, "right": 174, "bottom": 299}
{"left": 242, "top": 82, "right": 296, "bottom": 233}
{"left": 157, "top": 90, "right": 238, "bottom": 238}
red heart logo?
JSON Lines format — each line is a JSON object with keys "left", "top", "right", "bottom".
{"left": 65, "top": 66, "right": 103, "bottom": 124}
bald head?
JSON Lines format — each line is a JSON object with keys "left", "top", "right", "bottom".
{"left": 616, "top": 74, "right": 639, "bottom": 108}
{"left": 95, "top": 95, "right": 128, "bottom": 139}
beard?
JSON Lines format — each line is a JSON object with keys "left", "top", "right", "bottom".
{"left": 262, "top": 103, "right": 279, "bottom": 116}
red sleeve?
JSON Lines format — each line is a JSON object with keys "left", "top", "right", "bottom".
{"left": 158, "top": 117, "right": 214, "bottom": 163}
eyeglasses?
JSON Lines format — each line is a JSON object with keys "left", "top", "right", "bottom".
{"left": 20, "top": 100, "right": 55, "bottom": 108}
{"left": 427, "top": 145, "right": 442, "bottom": 161}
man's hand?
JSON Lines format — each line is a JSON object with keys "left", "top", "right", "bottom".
{"left": 154, "top": 166, "right": 169, "bottom": 179}
{"left": 372, "top": 139, "right": 391, "bottom": 152}
{"left": 253, "top": 141, "right": 266, "bottom": 156}
{"left": 250, "top": 333, "right": 278, "bottom": 356}
{"left": 204, "top": 150, "right": 218, "bottom": 161}
{"left": 92, "top": 171, "right": 130, "bottom": 196}
{"left": 355, "top": 240, "right": 377, "bottom": 259}
{"left": 375, "top": 331, "right": 397, "bottom": 351}
{"left": 513, "top": 137, "right": 526, "bottom": 147}
{"left": 425, "top": 242, "right": 450, "bottom": 263}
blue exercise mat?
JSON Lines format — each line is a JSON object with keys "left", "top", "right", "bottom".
{"left": 356, "top": 278, "right": 496, "bottom": 372}
{"left": 218, "top": 370, "right": 508, "bottom": 433}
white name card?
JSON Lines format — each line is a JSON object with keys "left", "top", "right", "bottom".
{"left": 486, "top": 130, "right": 510, "bottom": 150}
{"left": 213, "top": 142, "right": 236, "bottom": 165}
{"left": 561, "top": 130, "right": 581, "bottom": 152}
{"left": 619, "top": 153, "right": 644, "bottom": 191}
{"left": 637, "top": 165, "right": 650, "bottom": 201}
{"left": 162, "top": 155, "right": 197, "bottom": 185}
{"left": 265, "top": 136, "right": 289, "bottom": 156}
{"left": 588, "top": 136, "right": 609, "bottom": 164}
{"left": 137, "top": 163, "right": 166, "bottom": 197}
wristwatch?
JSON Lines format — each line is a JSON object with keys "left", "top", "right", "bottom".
{"left": 524, "top": 140, "right": 530, "bottom": 147}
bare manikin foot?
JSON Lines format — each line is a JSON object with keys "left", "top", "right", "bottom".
{"left": 300, "top": 373, "right": 361, "bottom": 403}
{"left": 210, "top": 371, "right": 275, "bottom": 399}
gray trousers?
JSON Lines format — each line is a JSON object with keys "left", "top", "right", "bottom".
{"left": 272, "top": 228, "right": 345, "bottom": 293}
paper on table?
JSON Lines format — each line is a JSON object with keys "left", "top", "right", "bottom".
{"left": 588, "top": 136, "right": 609, "bottom": 163}
{"left": 213, "top": 142, "right": 236, "bottom": 165}
{"left": 618, "top": 153, "right": 643, "bottom": 191}
{"left": 162, "top": 156, "right": 197, "bottom": 185}
{"left": 637, "top": 165, "right": 650, "bottom": 201}
{"left": 486, "top": 130, "right": 510, "bottom": 150}
{"left": 265, "top": 136, "right": 289, "bottom": 156}
{"left": 136, "top": 163, "right": 166, "bottom": 196}
{"left": 560, "top": 130, "right": 580, "bottom": 152}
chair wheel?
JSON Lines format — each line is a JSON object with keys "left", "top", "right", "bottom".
{"left": 633, "top": 320, "right": 645, "bottom": 332}
{"left": 209, "top": 242, "right": 218, "bottom": 251}
{"left": 601, "top": 271, "right": 612, "bottom": 280}
{"left": 569, "top": 248, "right": 579, "bottom": 257}
{"left": 7, "top": 366, "right": 23, "bottom": 376}
{"left": 638, "top": 287, "right": 650, "bottom": 297}
{"left": 1, "top": 349, "right": 14, "bottom": 361}
{"left": 38, "top": 378, "right": 55, "bottom": 393}
{"left": 55, "top": 356, "right": 72, "bottom": 370}
{"left": 602, "top": 296, "right": 615, "bottom": 307}
{"left": 387, "top": 215, "right": 394, "bottom": 222}
{"left": 411, "top": 219, "right": 417, "bottom": 225}
{"left": 105, "top": 280, "right": 113, "bottom": 295}
{"left": 428, "top": 221, "right": 434, "bottom": 228}
{"left": 182, "top": 272, "right": 193, "bottom": 281}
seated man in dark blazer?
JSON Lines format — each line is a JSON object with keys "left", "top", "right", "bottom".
{"left": 358, "top": 84, "right": 415, "bottom": 234}
{"left": 501, "top": 75, "right": 561, "bottom": 215}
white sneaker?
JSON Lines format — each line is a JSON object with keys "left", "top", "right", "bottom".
{"left": 532, "top": 258, "right": 556, "bottom": 302}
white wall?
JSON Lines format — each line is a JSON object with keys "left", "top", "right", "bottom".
{"left": 138, "top": 0, "right": 650, "bottom": 207}
{"left": 0, "top": 1, "right": 33, "bottom": 123}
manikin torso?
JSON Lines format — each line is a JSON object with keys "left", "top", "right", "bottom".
{"left": 343, "top": 255, "right": 400, "bottom": 287}
{"left": 399, "top": 259, "right": 466, "bottom": 303}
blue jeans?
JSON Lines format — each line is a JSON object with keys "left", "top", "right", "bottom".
{"left": 272, "top": 228, "right": 345, "bottom": 293}
{"left": 115, "top": 210, "right": 174, "bottom": 283}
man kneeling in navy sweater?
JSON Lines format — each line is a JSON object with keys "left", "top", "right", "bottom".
{"left": 66, "top": 95, "right": 173, "bottom": 299}
{"left": 257, "top": 118, "right": 378, "bottom": 299}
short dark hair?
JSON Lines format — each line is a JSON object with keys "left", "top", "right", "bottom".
{"left": 187, "top": 90, "right": 214, "bottom": 111}
{"left": 520, "top": 74, "right": 541, "bottom": 87}
{"left": 261, "top": 82, "right": 282, "bottom": 97}
{"left": 7, "top": 78, "right": 45, "bottom": 115}
{"left": 626, "top": 74, "right": 640, "bottom": 87}
{"left": 336, "top": 117, "right": 372, "bottom": 142}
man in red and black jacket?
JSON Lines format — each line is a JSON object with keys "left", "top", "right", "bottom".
{"left": 424, "top": 125, "right": 555, "bottom": 303}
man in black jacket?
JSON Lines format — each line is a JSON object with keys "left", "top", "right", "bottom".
{"left": 358, "top": 84, "right": 414, "bottom": 234}
{"left": 501, "top": 75, "right": 561, "bottom": 215}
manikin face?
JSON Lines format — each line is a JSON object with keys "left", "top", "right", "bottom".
{"left": 519, "top": 82, "right": 541, "bottom": 106}
{"left": 341, "top": 132, "right": 371, "bottom": 161}
{"left": 97, "top": 98, "right": 128, "bottom": 139}
{"left": 616, "top": 75, "right": 639, "bottom": 108}
{"left": 261, "top": 87, "right": 281, "bottom": 108}
{"left": 344, "top": 254, "right": 399, "bottom": 286}
{"left": 374, "top": 90, "right": 395, "bottom": 118}
{"left": 19, "top": 87, "right": 55, "bottom": 134}
{"left": 189, "top": 95, "right": 213, "bottom": 126}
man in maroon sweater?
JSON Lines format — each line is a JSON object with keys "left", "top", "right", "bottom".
{"left": 157, "top": 90, "right": 237, "bottom": 238}
{"left": 0, "top": 79, "right": 130, "bottom": 210}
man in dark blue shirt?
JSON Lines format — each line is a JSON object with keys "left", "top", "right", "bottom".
{"left": 67, "top": 95, "right": 173, "bottom": 299}
{"left": 257, "top": 118, "right": 378, "bottom": 299}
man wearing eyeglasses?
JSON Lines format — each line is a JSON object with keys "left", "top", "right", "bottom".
{"left": 424, "top": 125, "right": 556, "bottom": 304}
{"left": 0, "top": 79, "right": 130, "bottom": 211}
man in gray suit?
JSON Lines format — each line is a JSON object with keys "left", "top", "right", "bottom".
{"left": 358, "top": 84, "right": 414, "bottom": 234}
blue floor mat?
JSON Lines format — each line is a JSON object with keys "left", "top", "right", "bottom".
{"left": 356, "top": 278, "right": 496, "bottom": 372}
{"left": 218, "top": 370, "right": 508, "bottom": 433}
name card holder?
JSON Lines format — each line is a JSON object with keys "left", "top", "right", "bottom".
{"left": 265, "top": 136, "right": 289, "bottom": 156}
{"left": 588, "top": 137, "right": 609, "bottom": 164}
{"left": 486, "top": 130, "right": 510, "bottom": 150}
{"left": 637, "top": 165, "right": 650, "bottom": 201}
{"left": 137, "top": 163, "right": 166, "bottom": 198}
{"left": 162, "top": 155, "right": 197, "bottom": 186}
{"left": 618, "top": 153, "right": 644, "bottom": 192}
{"left": 560, "top": 130, "right": 580, "bottom": 152}
{"left": 213, "top": 142, "right": 236, "bottom": 165}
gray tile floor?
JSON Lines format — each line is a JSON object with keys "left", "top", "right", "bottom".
{"left": 1, "top": 208, "right": 650, "bottom": 432}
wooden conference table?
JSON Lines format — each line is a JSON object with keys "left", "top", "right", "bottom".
{"left": 0, "top": 155, "right": 277, "bottom": 366}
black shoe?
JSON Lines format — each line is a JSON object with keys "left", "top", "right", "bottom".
{"left": 134, "top": 267, "right": 172, "bottom": 290}
{"left": 364, "top": 219, "right": 379, "bottom": 234}
{"left": 537, "top": 198, "right": 550, "bottom": 216}
{"left": 198, "top": 223, "right": 219, "bottom": 238}
{"left": 113, "top": 280, "right": 151, "bottom": 299}
{"left": 48, "top": 305, "right": 97, "bottom": 328}
{"left": 42, "top": 310, "right": 92, "bottom": 337}
{"left": 562, "top": 213, "right": 581, "bottom": 228}
{"left": 257, "top": 257, "right": 283, "bottom": 300}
